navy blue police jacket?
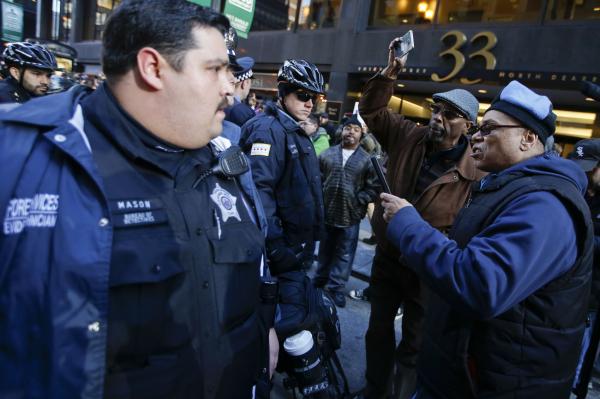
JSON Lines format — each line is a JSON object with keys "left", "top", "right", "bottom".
{"left": 0, "top": 85, "right": 269, "bottom": 398}
{"left": 240, "top": 103, "right": 324, "bottom": 275}
{"left": 225, "top": 97, "right": 256, "bottom": 128}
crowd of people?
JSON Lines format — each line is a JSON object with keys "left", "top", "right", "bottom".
{"left": 0, "top": 1, "right": 599, "bottom": 399}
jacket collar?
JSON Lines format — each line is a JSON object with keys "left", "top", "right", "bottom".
{"left": 454, "top": 139, "right": 481, "bottom": 181}
{"left": 0, "top": 84, "right": 91, "bottom": 127}
{"left": 264, "top": 101, "right": 302, "bottom": 133}
{"left": 418, "top": 134, "right": 481, "bottom": 182}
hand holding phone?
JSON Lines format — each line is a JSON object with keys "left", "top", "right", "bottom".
{"left": 383, "top": 31, "right": 414, "bottom": 79}
{"left": 393, "top": 30, "right": 415, "bottom": 59}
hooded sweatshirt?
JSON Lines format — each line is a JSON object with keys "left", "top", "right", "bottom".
{"left": 386, "top": 152, "right": 587, "bottom": 318}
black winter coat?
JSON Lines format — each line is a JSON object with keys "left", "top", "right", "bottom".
{"left": 240, "top": 102, "right": 325, "bottom": 275}
{"left": 0, "top": 76, "right": 31, "bottom": 103}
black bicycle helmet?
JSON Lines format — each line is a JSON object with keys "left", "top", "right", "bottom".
{"left": 277, "top": 59, "right": 324, "bottom": 95}
{"left": 2, "top": 42, "right": 57, "bottom": 71}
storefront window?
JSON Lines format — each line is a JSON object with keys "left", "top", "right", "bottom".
{"left": 251, "top": 0, "right": 299, "bottom": 31}
{"left": 51, "top": 0, "right": 73, "bottom": 41}
{"left": 370, "top": 0, "right": 544, "bottom": 26}
{"left": 437, "top": 0, "right": 542, "bottom": 23}
{"left": 94, "top": 0, "right": 121, "bottom": 39}
{"left": 370, "top": 0, "right": 436, "bottom": 27}
{"left": 298, "top": 0, "right": 342, "bottom": 30}
{"left": 546, "top": 0, "right": 600, "bottom": 21}
{"left": 80, "top": 0, "right": 121, "bottom": 40}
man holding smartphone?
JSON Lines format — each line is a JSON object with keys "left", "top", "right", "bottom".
{"left": 357, "top": 37, "right": 485, "bottom": 399}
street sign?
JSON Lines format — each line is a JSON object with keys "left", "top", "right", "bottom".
{"left": 187, "top": 0, "right": 211, "bottom": 6}
{"left": 2, "top": 1, "right": 23, "bottom": 42}
{"left": 223, "top": 0, "right": 255, "bottom": 39}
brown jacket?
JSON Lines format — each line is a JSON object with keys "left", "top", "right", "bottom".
{"left": 359, "top": 74, "right": 486, "bottom": 257}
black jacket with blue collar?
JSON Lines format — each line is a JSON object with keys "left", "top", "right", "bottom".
{"left": 240, "top": 102, "right": 325, "bottom": 275}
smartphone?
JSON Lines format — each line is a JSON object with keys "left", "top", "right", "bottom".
{"left": 393, "top": 30, "right": 414, "bottom": 59}
{"left": 370, "top": 156, "right": 391, "bottom": 194}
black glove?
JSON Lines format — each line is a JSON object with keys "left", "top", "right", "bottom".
{"left": 267, "top": 239, "right": 302, "bottom": 275}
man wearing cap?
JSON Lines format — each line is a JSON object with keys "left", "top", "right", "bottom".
{"left": 319, "top": 112, "right": 337, "bottom": 140}
{"left": 380, "top": 80, "right": 593, "bottom": 398}
{"left": 313, "top": 114, "right": 379, "bottom": 308}
{"left": 225, "top": 56, "right": 256, "bottom": 128}
{"left": 568, "top": 139, "right": 600, "bottom": 392}
{"left": 357, "top": 38, "right": 485, "bottom": 399}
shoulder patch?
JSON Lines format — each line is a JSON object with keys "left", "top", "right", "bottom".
{"left": 251, "top": 143, "right": 271, "bottom": 156}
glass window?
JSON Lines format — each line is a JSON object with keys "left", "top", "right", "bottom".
{"left": 80, "top": 0, "right": 121, "bottom": 40}
{"left": 298, "top": 0, "right": 342, "bottom": 30}
{"left": 369, "top": 0, "right": 436, "bottom": 27}
{"left": 50, "top": 0, "right": 73, "bottom": 42}
{"left": 251, "top": 0, "right": 299, "bottom": 31}
{"left": 546, "top": 0, "right": 600, "bottom": 21}
{"left": 437, "top": 0, "right": 542, "bottom": 23}
{"left": 94, "top": 0, "right": 121, "bottom": 39}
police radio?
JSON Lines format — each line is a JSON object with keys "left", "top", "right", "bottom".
{"left": 193, "top": 146, "right": 249, "bottom": 188}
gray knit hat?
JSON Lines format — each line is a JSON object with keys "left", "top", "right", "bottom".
{"left": 432, "top": 89, "right": 479, "bottom": 123}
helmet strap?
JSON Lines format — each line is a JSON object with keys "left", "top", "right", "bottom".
{"left": 18, "top": 66, "right": 25, "bottom": 87}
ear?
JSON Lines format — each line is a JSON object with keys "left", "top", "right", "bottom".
{"left": 520, "top": 129, "right": 538, "bottom": 151}
{"left": 8, "top": 66, "right": 21, "bottom": 81}
{"left": 136, "top": 47, "right": 167, "bottom": 90}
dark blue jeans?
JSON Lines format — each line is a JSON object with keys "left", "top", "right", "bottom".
{"left": 314, "top": 223, "right": 360, "bottom": 292}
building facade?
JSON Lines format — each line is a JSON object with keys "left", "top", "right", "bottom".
{"left": 13, "top": 0, "right": 600, "bottom": 149}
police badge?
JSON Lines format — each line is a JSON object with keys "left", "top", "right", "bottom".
{"left": 210, "top": 183, "right": 241, "bottom": 223}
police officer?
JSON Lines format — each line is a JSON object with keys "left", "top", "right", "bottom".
{"left": 0, "top": 2, "right": 275, "bottom": 398}
{"left": 224, "top": 56, "right": 256, "bottom": 128}
{"left": 0, "top": 41, "right": 56, "bottom": 103}
{"left": 240, "top": 59, "right": 325, "bottom": 277}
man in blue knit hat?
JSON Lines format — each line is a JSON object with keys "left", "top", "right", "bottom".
{"left": 380, "top": 80, "right": 594, "bottom": 399}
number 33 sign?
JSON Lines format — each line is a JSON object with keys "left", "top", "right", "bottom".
{"left": 431, "top": 30, "right": 498, "bottom": 84}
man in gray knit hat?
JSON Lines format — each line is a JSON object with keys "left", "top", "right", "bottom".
{"left": 356, "top": 37, "right": 486, "bottom": 399}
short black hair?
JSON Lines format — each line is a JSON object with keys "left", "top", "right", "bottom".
{"left": 306, "top": 113, "right": 319, "bottom": 125}
{"left": 102, "top": 0, "right": 230, "bottom": 80}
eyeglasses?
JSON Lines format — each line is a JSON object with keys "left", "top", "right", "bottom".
{"left": 295, "top": 90, "right": 319, "bottom": 103}
{"left": 468, "top": 123, "right": 523, "bottom": 137}
{"left": 430, "top": 103, "right": 466, "bottom": 120}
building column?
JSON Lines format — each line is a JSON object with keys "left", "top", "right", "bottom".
{"left": 69, "top": 0, "right": 82, "bottom": 45}
{"left": 327, "top": 71, "right": 349, "bottom": 104}
{"left": 36, "top": 0, "right": 52, "bottom": 40}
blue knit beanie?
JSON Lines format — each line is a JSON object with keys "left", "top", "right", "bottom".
{"left": 488, "top": 81, "right": 557, "bottom": 144}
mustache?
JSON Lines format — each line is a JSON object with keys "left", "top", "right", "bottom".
{"left": 217, "top": 98, "right": 229, "bottom": 111}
